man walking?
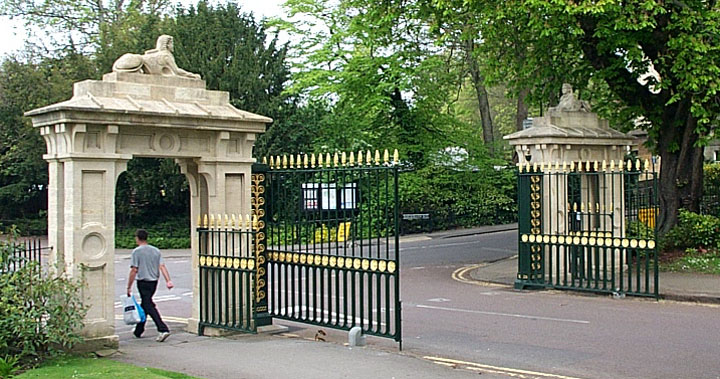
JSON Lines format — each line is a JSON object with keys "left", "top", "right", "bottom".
{"left": 127, "top": 229, "right": 173, "bottom": 342}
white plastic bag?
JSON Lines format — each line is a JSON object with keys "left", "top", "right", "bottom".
{"left": 122, "top": 295, "right": 145, "bottom": 325}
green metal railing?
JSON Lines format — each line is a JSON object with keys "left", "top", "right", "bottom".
{"left": 198, "top": 219, "right": 259, "bottom": 334}
{"left": 259, "top": 150, "right": 401, "bottom": 343}
{"left": 516, "top": 159, "right": 659, "bottom": 298}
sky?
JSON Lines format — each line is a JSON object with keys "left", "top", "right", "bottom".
{"left": 0, "top": 0, "right": 285, "bottom": 57}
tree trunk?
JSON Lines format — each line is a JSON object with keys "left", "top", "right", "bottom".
{"left": 464, "top": 40, "right": 494, "bottom": 146}
{"left": 656, "top": 102, "right": 705, "bottom": 236}
{"left": 515, "top": 87, "right": 529, "bottom": 131}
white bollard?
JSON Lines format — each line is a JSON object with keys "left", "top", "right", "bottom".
{"left": 348, "top": 326, "right": 366, "bottom": 347}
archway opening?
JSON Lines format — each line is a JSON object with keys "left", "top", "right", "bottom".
{"left": 114, "top": 157, "right": 192, "bottom": 339}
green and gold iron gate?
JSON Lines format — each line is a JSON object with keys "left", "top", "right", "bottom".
{"left": 197, "top": 214, "right": 269, "bottom": 334}
{"left": 516, "top": 159, "right": 659, "bottom": 298}
{"left": 256, "top": 150, "right": 402, "bottom": 343}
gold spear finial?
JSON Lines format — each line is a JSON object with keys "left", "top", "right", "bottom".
{"left": 341, "top": 151, "right": 347, "bottom": 166}
{"left": 231, "top": 214, "right": 238, "bottom": 229}
{"left": 562, "top": 161, "right": 567, "bottom": 172}
{"left": 532, "top": 162, "right": 538, "bottom": 173}
{"left": 393, "top": 149, "right": 400, "bottom": 165}
{"left": 246, "top": 214, "right": 252, "bottom": 230}
{"left": 375, "top": 150, "right": 381, "bottom": 165}
{"left": 570, "top": 161, "right": 575, "bottom": 171}
{"left": 224, "top": 214, "right": 229, "bottom": 228}
{"left": 311, "top": 153, "right": 316, "bottom": 168}
{"left": 366, "top": 150, "right": 372, "bottom": 165}
{"left": 270, "top": 156, "right": 275, "bottom": 168}
{"left": 325, "top": 153, "right": 332, "bottom": 168}
{"left": 610, "top": 160, "right": 615, "bottom": 171}
{"left": 263, "top": 156, "right": 267, "bottom": 165}
{"left": 333, "top": 152, "right": 339, "bottom": 167}
{"left": 203, "top": 214, "right": 208, "bottom": 228}
{"left": 602, "top": 160, "right": 607, "bottom": 171}
{"left": 197, "top": 214, "right": 202, "bottom": 227}
{"left": 282, "top": 155, "right": 288, "bottom": 169}
{"left": 554, "top": 161, "right": 560, "bottom": 171}
{"left": 644, "top": 159, "right": 650, "bottom": 172}
{"left": 357, "top": 151, "right": 364, "bottom": 166}
{"left": 318, "top": 153, "right": 324, "bottom": 167}
{"left": 209, "top": 214, "right": 215, "bottom": 228}
{"left": 304, "top": 154, "right": 309, "bottom": 168}
{"left": 635, "top": 158, "right": 641, "bottom": 171}
{"left": 627, "top": 159, "right": 632, "bottom": 171}
{"left": 619, "top": 159, "right": 624, "bottom": 171}
{"left": 594, "top": 161, "right": 599, "bottom": 172}
{"left": 289, "top": 154, "right": 295, "bottom": 169}
{"left": 573, "top": 202, "right": 578, "bottom": 212}
{"left": 518, "top": 162, "right": 524, "bottom": 173}
{"left": 384, "top": 149, "right": 390, "bottom": 164}
{"left": 252, "top": 214, "right": 258, "bottom": 230}
{"left": 349, "top": 151, "right": 355, "bottom": 166}
{"left": 296, "top": 154, "right": 302, "bottom": 169}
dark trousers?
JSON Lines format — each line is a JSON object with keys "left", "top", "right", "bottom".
{"left": 134, "top": 280, "right": 169, "bottom": 336}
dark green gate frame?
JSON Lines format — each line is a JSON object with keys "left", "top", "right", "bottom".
{"left": 516, "top": 159, "right": 659, "bottom": 298}
{"left": 257, "top": 150, "right": 402, "bottom": 344}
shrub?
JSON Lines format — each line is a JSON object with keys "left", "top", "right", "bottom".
{"left": 662, "top": 209, "right": 720, "bottom": 250}
{"left": 116, "top": 216, "right": 191, "bottom": 249}
{"left": 0, "top": 230, "right": 87, "bottom": 369}
{"left": 398, "top": 164, "right": 517, "bottom": 231}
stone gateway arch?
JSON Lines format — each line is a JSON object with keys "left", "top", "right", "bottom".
{"left": 26, "top": 35, "right": 271, "bottom": 350}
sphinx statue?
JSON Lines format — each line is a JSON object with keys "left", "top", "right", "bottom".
{"left": 549, "top": 83, "right": 591, "bottom": 113}
{"left": 112, "top": 35, "right": 201, "bottom": 79}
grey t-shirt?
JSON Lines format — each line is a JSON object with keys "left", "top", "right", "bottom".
{"left": 130, "top": 244, "right": 164, "bottom": 281}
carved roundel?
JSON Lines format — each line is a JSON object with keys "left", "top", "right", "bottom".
{"left": 82, "top": 232, "right": 107, "bottom": 260}
{"left": 152, "top": 133, "right": 181, "bottom": 153}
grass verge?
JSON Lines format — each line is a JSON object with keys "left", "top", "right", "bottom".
{"left": 16, "top": 355, "right": 199, "bottom": 378}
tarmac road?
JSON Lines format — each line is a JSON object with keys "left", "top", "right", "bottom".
{"left": 114, "top": 229, "right": 720, "bottom": 378}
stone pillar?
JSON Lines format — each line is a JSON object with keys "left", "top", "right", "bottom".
{"left": 60, "top": 157, "right": 128, "bottom": 350}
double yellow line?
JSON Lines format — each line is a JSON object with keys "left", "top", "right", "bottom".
{"left": 451, "top": 264, "right": 506, "bottom": 287}
{"left": 424, "top": 356, "right": 582, "bottom": 379}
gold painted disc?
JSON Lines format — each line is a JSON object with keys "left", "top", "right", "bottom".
{"left": 362, "top": 259, "right": 370, "bottom": 270}
{"left": 240, "top": 258, "right": 247, "bottom": 270}
{"left": 337, "top": 257, "right": 344, "bottom": 268}
{"left": 630, "top": 239, "right": 638, "bottom": 248}
{"left": 639, "top": 240, "right": 647, "bottom": 249}
{"left": 300, "top": 254, "right": 307, "bottom": 264}
{"left": 529, "top": 235, "right": 536, "bottom": 243}
{"left": 521, "top": 234, "right": 529, "bottom": 243}
{"left": 322, "top": 256, "right": 329, "bottom": 266}
{"left": 314, "top": 255, "right": 322, "bottom": 265}
{"left": 550, "top": 235, "right": 557, "bottom": 244}
{"left": 558, "top": 236, "right": 565, "bottom": 244}
{"left": 573, "top": 236, "right": 580, "bottom": 245}
{"left": 219, "top": 257, "right": 226, "bottom": 268}
{"left": 293, "top": 254, "right": 300, "bottom": 263}
{"left": 248, "top": 259, "right": 256, "bottom": 270}
{"left": 379, "top": 260, "right": 387, "bottom": 272}
{"left": 306, "top": 254, "right": 314, "bottom": 265}
{"left": 370, "top": 260, "right": 378, "bottom": 271}
{"left": 353, "top": 258, "right": 361, "bottom": 270}
{"left": 212, "top": 257, "right": 219, "bottom": 267}
{"left": 622, "top": 239, "right": 629, "bottom": 248}
{"left": 613, "top": 238, "right": 621, "bottom": 247}
{"left": 589, "top": 237, "right": 596, "bottom": 246}
{"left": 388, "top": 261, "right": 396, "bottom": 273}
{"left": 279, "top": 253, "right": 286, "bottom": 262}
{"left": 233, "top": 258, "right": 240, "bottom": 269}
{"left": 648, "top": 240, "right": 656, "bottom": 249}
{"left": 273, "top": 252, "right": 279, "bottom": 261}
{"left": 330, "top": 257, "right": 337, "bottom": 267}
{"left": 345, "top": 258, "right": 353, "bottom": 269}
{"left": 542, "top": 235, "right": 550, "bottom": 243}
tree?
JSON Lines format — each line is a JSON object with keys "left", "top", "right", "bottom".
{"left": 0, "top": 51, "right": 97, "bottom": 221}
{"left": 167, "top": 1, "right": 305, "bottom": 157}
{"left": 431, "top": 0, "right": 720, "bottom": 234}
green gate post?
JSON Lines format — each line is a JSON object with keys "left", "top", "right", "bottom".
{"left": 252, "top": 162, "right": 272, "bottom": 327}
{"left": 515, "top": 169, "right": 532, "bottom": 289}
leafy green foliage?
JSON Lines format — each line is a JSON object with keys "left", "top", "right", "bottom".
{"left": 625, "top": 220, "right": 655, "bottom": 240}
{"left": 662, "top": 210, "right": 720, "bottom": 251}
{"left": 115, "top": 216, "right": 190, "bottom": 249}
{"left": 0, "top": 354, "right": 20, "bottom": 378}
{"left": 0, "top": 232, "right": 87, "bottom": 368}
{"left": 399, "top": 164, "right": 517, "bottom": 230}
